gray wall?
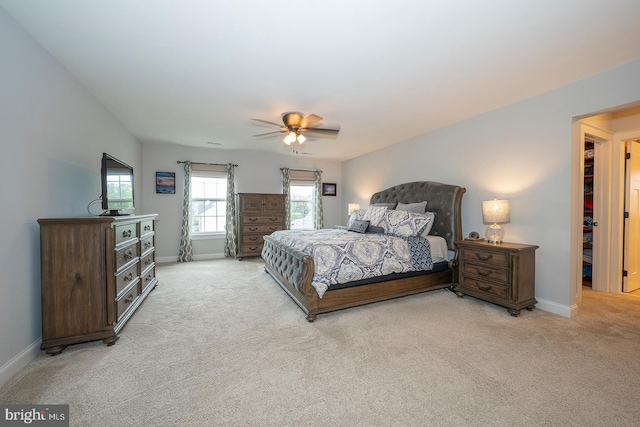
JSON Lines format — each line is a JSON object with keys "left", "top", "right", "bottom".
{"left": 342, "top": 59, "right": 640, "bottom": 317}
{"left": 141, "top": 143, "right": 343, "bottom": 262}
{"left": 0, "top": 8, "right": 143, "bottom": 385}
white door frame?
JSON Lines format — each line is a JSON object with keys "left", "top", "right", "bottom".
{"left": 571, "top": 122, "right": 612, "bottom": 305}
{"left": 611, "top": 129, "right": 640, "bottom": 292}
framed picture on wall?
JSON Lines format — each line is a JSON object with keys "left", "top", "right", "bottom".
{"left": 322, "top": 183, "right": 337, "bottom": 196}
{"left": 156, "top": 172, "right": 176, "bottom": 194}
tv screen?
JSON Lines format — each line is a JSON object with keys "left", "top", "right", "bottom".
{"left": 101, "top": 153, "right": 134, "bottom": 215}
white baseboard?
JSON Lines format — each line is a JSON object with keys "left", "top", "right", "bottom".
{"left": 0, "top": 339, "right": 41, "bottom": 388}
{"left": 536, "top": 298, "right": 577, "bottom": 318}
{"left": 156, "top": 253, "right": 226, "bottom": 264}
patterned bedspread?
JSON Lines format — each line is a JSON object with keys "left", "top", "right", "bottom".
{"left": 267, "top": 229, "right": 432, "bottom": 298}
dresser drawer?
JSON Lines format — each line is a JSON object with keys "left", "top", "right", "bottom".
{"left": 461, "top": 277, "right": 509, "bottom": 299}
{"left": 115, "top": 241, "right": 138, "bottom": 272}
{"left": 116, "top": 262, "right": 139, "bottom": 297}
{"left": 140, "top": 235, "right": 154, "bottom": 254}
{"left": 243, "top": 225, "right": 283, "bottom": 234}
{"left": 263, "top": 197, "right": 284, "bottom": 212}
{"left": 242, "top": 235, "right": 264, "bottom": 244}
{"left": 115, "top": 223, "right": 138, "bottom": 245}
{"left": 141, "top": 250, "right": 155, "bottom": 270}
{"left": 242, "top": 215, "right": 284, "bottom": 225}
{"left": 462, "top": 263, "right": 509, "bottom": 284}
{"left": 116, "top": 285, "right": 138, "bottom": 321}
{"left": 141, "top": 265, "right": 156, "bottom": 293}
{"left": 240, "top": 242, "right": 264, "bottom": 255}
{"left": 140, "top": 219, "right": 154, "bottom": 236}
{"left": 462, "top": 248, "right": 509, "bottom": 267}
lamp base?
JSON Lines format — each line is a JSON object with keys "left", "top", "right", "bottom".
{"left": 485, "top": 224, "right": 504, "bottom": 244}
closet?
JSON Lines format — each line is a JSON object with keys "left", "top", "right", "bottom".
{"left": 583, "top": 138, "right": 594, "bottom": 287}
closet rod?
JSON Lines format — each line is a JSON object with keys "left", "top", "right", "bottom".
{"left": 177, "top": 161, "right": 238, "bottom": 167}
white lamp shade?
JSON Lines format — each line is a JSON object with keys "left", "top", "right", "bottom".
{"left": 348, "top": 203, "right": 360, "bottom": 216}
{"left": 482, "top": 198, "right": 510, "bottom": 224}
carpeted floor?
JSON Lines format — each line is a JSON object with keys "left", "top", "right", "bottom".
{"left": 2, "top": 258, "right": 640, "bottom": 426}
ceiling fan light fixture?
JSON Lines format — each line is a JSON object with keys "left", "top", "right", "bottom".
{"left": 296, "top": 133, "right": 306, "bottom": 144}
{"left": 283, "top": 132, "right": 296, "bottom": 145}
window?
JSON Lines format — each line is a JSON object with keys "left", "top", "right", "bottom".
{"left": 290, "top": 181, "right": 316, "bottom": 230}
{"left": 191, "top": 174, "right": 227, "bottom": 234}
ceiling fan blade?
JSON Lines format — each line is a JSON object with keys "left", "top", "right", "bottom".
{"left": 301, "top": 114, "right": 324, "bottom": 128}
{"left": 302, "top": 127, "right": 340, "bottom": 136}
{"left": 251, "top": 118, "right": 283, "bottom": 127}
{"left": 253, "top": 130, "right": 285, "bottom": 137}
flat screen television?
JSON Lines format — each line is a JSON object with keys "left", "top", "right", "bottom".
{"left": 101, "top": 153, "right": 135, "bottom": 216}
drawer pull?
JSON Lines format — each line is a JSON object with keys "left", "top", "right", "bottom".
{"left": 145, "top": 274, "right": 153, "bottom": 282}
{"left": 249, "top": 227, "right": 258, "bottom": 231}
{"left": 477, "top": 284, "right": 492, "bottom": 292}
{"left": 145, "top": 258, "right": 153, "bottom": 265}
{"left": 124, "top": 250, "right": 133, "bottom": 260}
{"left": 475, "top": 253, "right": 493, "bottom": 262}
{"left": 144, "top": 225, "right": 151, "bottom": 231}
{"left": 125, "top": 294, "right": 135, "bottom": 304}
{"left": 476, "top": 268, "right": 492, "bottom": 277}
{"left": 249, "top": 246, "right": 258, "bottom": 250}
{"left": 124, "top": 272, "right": 133, "bottom": 282}
{"left": 122, "top": 229, "right": 132, "bottom": 238}
{"left": 248, "top": 237, "right": 259, "bottom": 241}
{"left": 269, "top": 217, "right": 278, "bottom": 221}
{"left": 144, "top": 241, "right": 152, "bottom": 249}
{"left": 269, "top": 227, "right": 278, "bottom": 231}
{"left": 249, "top": 218, "right": 258, "bottom": 222}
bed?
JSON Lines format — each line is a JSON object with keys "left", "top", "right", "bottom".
{"left": 261, "top": 181, "right": 466, "bottom": 321}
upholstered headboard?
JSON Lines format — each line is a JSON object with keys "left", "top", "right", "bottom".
{"left": 369, "top": 181, "right": 466, "bottom": 250}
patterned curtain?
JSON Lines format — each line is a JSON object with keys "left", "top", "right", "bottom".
{"left": 224, "top": 163, "right": 237, "bottom": 258}
{"left": 178, "top": 161, "right": 193, "bottom": 262}
{"left": 282, "top": 167, "right": 291, "bottom": 229}
{"left": 314, "top": 170, "right": 324, "bottom": 229}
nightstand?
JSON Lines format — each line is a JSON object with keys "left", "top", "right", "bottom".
{"left": 454, "top": 240, "right": 538, "bottom": 316}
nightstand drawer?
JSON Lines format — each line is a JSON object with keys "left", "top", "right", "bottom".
{"left": 462, "top": 248, "right": 509, "bottom": 267}
{"left": 461, "top": 277, "right": 509, "bottom": 299}
{"left": 462, "top": 263, "right": 509, "bottom": 284}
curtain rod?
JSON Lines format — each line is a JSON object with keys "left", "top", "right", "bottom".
{"left": 280, "top": 167, "right": 322, "bottom": 173}
{"left": 177, "top": 161, "right": 238, "bottom": 167}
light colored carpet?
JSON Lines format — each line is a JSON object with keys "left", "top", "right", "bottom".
{"left": 2, "top": 258, "right": 640, "bottom": 426}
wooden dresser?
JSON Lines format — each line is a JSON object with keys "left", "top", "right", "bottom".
{"left": 38, "top": 214, "right": 158, "bottom": 355}
{"left": 454, "top": 240, "right": 538, "bottom": 316}
{"left": 236, "top": 193, "right": 285, "bottom": 260}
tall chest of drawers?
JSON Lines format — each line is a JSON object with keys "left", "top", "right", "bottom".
{"left": 236, "top": 193, "right": 285, "bottom": 260}
{"left": 454, "top": 240, "right": 538, "bottom": 316}
{"left": 38, "top": 214, "right": 158, "bottom": 355}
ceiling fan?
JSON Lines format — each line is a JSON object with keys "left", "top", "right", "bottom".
{"left": 252, "top": 112, "right": 340, "bottom": 145}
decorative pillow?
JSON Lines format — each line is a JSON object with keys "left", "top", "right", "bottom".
{"left": 420, "top": 212, "right": 436, "bottom": 237}
{"left": 371, "top": 202, "right": 397, "bottom": 210}
{"left": 347, "top": 209, "right": 366, "bottom": 228}
{"left": 363, "top": 206, "right": 388, "bottom": 226}
{"left": 347, "top": 219, "right": 370, "bottom": 234}
{"left": 379, "top": 210, "right": 432, "bottom": 237}
{"left": 396, "top": 201, "right": 427, "bottom": 213}
{"left": 366, "top": 225, "right": 385, "bottom": 234}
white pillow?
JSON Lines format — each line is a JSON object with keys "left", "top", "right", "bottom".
{"left": 420, "top": 212, "right": 436, "bottom": 237}
{"left": 363, "top": 206, "right": 388, "bottom": 226}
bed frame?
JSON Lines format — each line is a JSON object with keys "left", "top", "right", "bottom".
{"left": 262, "top": 181, "right": 466, "bottom": 321}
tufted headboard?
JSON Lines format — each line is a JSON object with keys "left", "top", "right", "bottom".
{"left": 369, "top": 181, "right": 466, "bottom": 250}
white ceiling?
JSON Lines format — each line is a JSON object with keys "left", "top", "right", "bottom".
{"left": 2, "top": 1, "right": 640, "bottom": 161}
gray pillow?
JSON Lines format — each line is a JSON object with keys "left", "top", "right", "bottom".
{"left": 366, "top": 225, "right": 385, "bottom": 234}
{"left": 371, "top": 202, "right": 397, "bottom": 210}
{"left": 396, "top": 201, "right": 427, "bottom": 213}
{"left": 347, "top": 219, "right": 370, "bottom": 234}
